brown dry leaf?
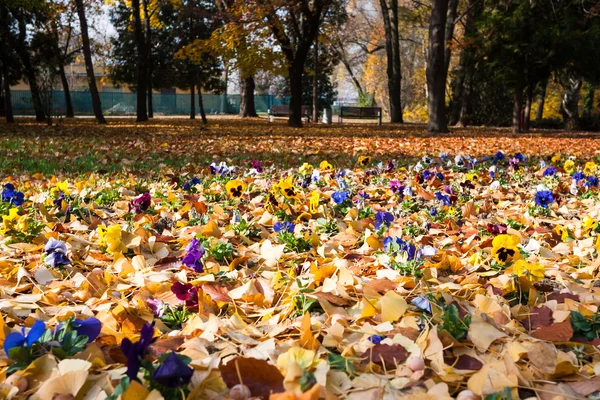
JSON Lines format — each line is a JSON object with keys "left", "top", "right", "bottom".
{"left": 220, "top": 356, "right": 285, "bottom": 399}
{"left": 360, "top": 344, "right": 409, "bottom": 370}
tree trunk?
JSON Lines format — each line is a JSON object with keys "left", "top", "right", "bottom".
{"left": 380, "top": 0, "right": 403, "bottom": 123}
{"left": 220, "top": 66, "right": 228, "bottom": 114}
{"left": 190, "top": 82, "right": 195, "bottom": 120}
{"left": 142, "top": 0, "right": 153, "bottom": 119}
{"left": 1, "top": 67, "right": 13, "bottom": 123}
{"left": 444, "top": 0, "right": 459, "bottom": 76}
{"left": 239, "top": 76, "right": 258, "bottom": 117}
{"left": 75, "top": 0, "right": 106, "bottom": 124}
{"left": 288, "top": 63, "right": 304, "bottom": 128}
{"left": 448, "top": 52, "right": 465, "bottom": 125}
{"left": 15, "top": 18, "right": 45, "bottom": 122}
{"left": 58, "top": 61, "right": 74, "bottom": 117}
{"left": 312, "top": 38, "right": 318, "bottom": 123}
{"left": 131, "top": 0, "right": 148, "bottom": 122}
{"left": 523, "top": 84, "right": 533, "bottom": 132}
{"left": 536, "top": 81, "right": 547, "bottom": 121}
{"left": 198, "top": 85, "right": 207, "bottom": 124}
{"left": 512, "top": 57, "right": 525, "bottom": 133}
{"left": 427, "top": 0, "right": 450, "bottom": 133}
{"left": 561, "top": 76, "right": 582, "bottom": 130}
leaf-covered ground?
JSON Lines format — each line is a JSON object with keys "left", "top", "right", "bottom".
{"left": 1, "top": 118, "right": 600, "bottom": 399}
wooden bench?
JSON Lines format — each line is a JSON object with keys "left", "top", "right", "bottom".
{"left": 338, "top": 106, "right": 382, "bottom": 125}
{"left": 268, "top": 105, "right": 312, "bottom": 122}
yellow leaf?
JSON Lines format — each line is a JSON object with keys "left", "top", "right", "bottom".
{"left": 380, "top": 291, "right": 408, "bottom": 323}
{"left": 300, "top": 312, "right": 319, "bottom": 350}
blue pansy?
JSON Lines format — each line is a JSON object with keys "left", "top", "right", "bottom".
{"left": 182, "top": 238, "right": 206, "bottom": 273}
{"left": 4, "top": 320, "right": 46, "bottom": 359}
{"left": 430, "top": 208, "right": 438, "bottom": 217}
{"left": 332, "top": 191, "right": 349, "bottom": 204}
{"left": 436, "top": 172, "right": 444, "bottom": 182}
{"left": 73, "top": 318, "right": 102, "bottom": 343}
{"left": 274, "top": 221, "right": 294, "bottom": 234}
{"left": 535, "top": 190, "right": 554, "bottom": 208}
{"left": 423, "top": 170, "right": 434, "bottom": 180}
{"left": 542, "top": 167, "right": 557, "bottom": 177}
{"left": 587, "top": 176, "right": 599, "bottom": 187}
{"left": 572, "top": 171, "right": 586, "bottom": 182}
{"left": 2, "top": 184, "right": 25, "bottom": 206}
{"left": 374, "top": 211, "right": 394, "bottom": 230}
{"left": 368, "top": 335, "right": 386, "bottom": 345}
{"left": 435, "top": 192, "right": 451, "bottom": 206}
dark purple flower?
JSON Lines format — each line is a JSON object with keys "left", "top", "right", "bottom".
{"left": 385, "top": 160, "right": 394, "bottom": 172}
{"left": 514, "top": 153, "right": 525, "bottom": 162}
{"left": 171, "top": 281, "right": 199, "bottom": 309}
{"left": 152, "top": 351, "right": 194, "bottom": 388}
{"left": 251, "top": 160, "right": 264, "bottom": 173}
{"left": 493, "top": 151, "right": 505, "bottom": 163}
{"left": 73, "top": 317, "right": 101, "bottom": 343}
{"left": 44, "top": 238, "right": 70, "bottom": 267}
{"left": 587, "top": 176, "right": 599, "bottom": 187}
{"left": 389, "top": 180, "right": 404, "bottom": 196}
{"left": 274, "top": 221, "right": 295, "bottom": 233}
{"left": 121, "top": 323, "right": 156, "bottom": 381}
{"left": 2, "top": 184, "right": 24, "bottom": 206}
{"left": 54, "top": 192, "right": 65, "bottom": 208}
{"left": 374, "top": 211, "right": 394, "bottom": 230}
{"left": 535, "top": 190, "right": 554, "bottom": 208}
{"left": 486, "top": 223, "right": 508, "bottom": 235}
{"left": 130, "top": 193, "right": 152, "bottom": 214}
{"left": 182, "top": 238, "right": 205, "bottom": 273}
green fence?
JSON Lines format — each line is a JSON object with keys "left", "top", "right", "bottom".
{"left": 10, "top": 91, "right": 290, "bottom": 116}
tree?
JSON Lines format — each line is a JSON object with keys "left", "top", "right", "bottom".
{"left": 131, "top": 0, "right": 148, "bottom": 122}
{"left": 379, "top": 0, "right": 403, "bottom": 123}
{"left": 426, "top": 0, "right": 450, "bottom": 133}
{"left": 75, "top": 0, "right": 106, "bottom": 124}
{"left": 257, "top": 0, "right": 340, "bottom": 127}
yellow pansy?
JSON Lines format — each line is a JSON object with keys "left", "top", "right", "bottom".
{"left": 299, "top": 163, "right": 314, "bottom": 175}
{"left": 555, "top": 225, "right": 569, "bottom": 242}
{"left": 491, "top": 234, "right": 522, "bottom": 264}
{"left": 98, "top": 224, "right": 123, "bottom": 253}
{"left": 465, "top": 173, "right": 479, "bottom": 182}
{"left": 319, "top": 160, "right": 333, "bottom": 171}
{"left": 225, "top": 179, "right": 246, "bottom": 199}
{"left": 1, "top": 208, "right": 20, "bottom": 234}
{"left": 279, "top": 177, "right": 298, "bottom": 199}
{"left": 512, "top": 259, "right": 545, "bottom": 282}
{"left": 358, "top": 156, "right": 371, "bottom": 167}
{"left": 50, "top": 180, "right": 70, "bottom": 198}
{"left": 309, "top": 191, "right": 319, "bottom": 214}
{"left": 582, "top": 216, "right": 597, "bottom": 236}
{"left": 551, "top": 155, "right": 561, "bottom": 164}
{"left": 564, "top": 160, "right": 575, "bottom": 174}
{"left": 584, "top": 161, "right": 596, "bottom": 175}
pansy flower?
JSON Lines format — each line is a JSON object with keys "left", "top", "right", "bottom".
{"left": 435, "top": 192, "right": 451, "bottom": 207}
{"left": 129, "top": 193, "right": 152, "bottom": 214}
{"left": 564, "top": 160, "right": 575, "bottom": 174}
{"left": 572, "top": 171, "right": 585, "bottom": 182}
{"left": 72, "top": 317, "right": 102, "bottom": 343}
{"left": 486, "top": 223, "right": 508, "bottom": 235}
{"left": 182, "top": 237, "right": 205, "bottom": 273}
{"left": 171, "top": 281, "right": 199, "bottom": 309}
{"left": 319, "top": 160, "right": 333, "bottom": 171}
{"left": 358, "top": 156, "right": 371, "bottom": 167}
{"left": 226, "top": 179, "right": 246, "bottom": 199}
{"left": 423, "top": 170, "right": 434, "bottom": 180}
{"left": 4, "top": 320, "right": 46, "bottom": 359}
{"left": 331, "top": 191, "right": 348, "bottom": 204}
{"left": 368, "top": 335, "right": 386, "bottom": 345}
{"left": 535, "top": 190, "right": 554, "bottom": 208}
{"left": 44, "top": 238, "right": 70, "bottom": 268}
{"left": 491, "top": 234, "right": 521, "bottom": 264}
{"left": 587, "top": 176, "right": 599, "bottom": 187}
{"left": 542, "top": 167, "right": 556, "bottom": 177}
{"left": 385, "top": 160, "right": 394, "bottom": 172}
{"left": 97, "top": 224, "right": 123, "bottom": 253}
{"left": 1, "top": 184, "right": 25, "bottom": 206}
{"left": 584, "top": 161, "right": 596, "bottom": 175}
{"left": 309, "top": 191, "right": 319, "bottom": 214}
{"left": 251, "top": 160, "right": 263, "bottom": 173}
{"left": 279, "top": 177, "right": 298, "bottom": 199}
{"left": 120, "top": 323, "right": 156, "bottom": 381}
{"left": 152, "top": 351, "right": 194, "bottom": 388}
{"left": 299, "top": 163, "right": 314, "bottom": 175}
{"left": 374, "top": 211, "right": 394, "bottom": 230}
{"left": 274, "top": 221, "right": 295, "bottom": 234}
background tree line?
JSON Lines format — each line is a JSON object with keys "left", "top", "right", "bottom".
{"left": 1, "top": 0, "right": 599, "bottom": 131}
